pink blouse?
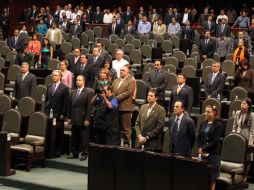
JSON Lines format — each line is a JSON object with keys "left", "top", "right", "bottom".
{"left": 61, "top": 70, "right": 73, "bottom": 89}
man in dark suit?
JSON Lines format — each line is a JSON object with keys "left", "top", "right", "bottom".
{"left": 123, "top": 6, "right": 134, "bottom": 24}
{"left": 74, "top": 54, "right": 91, "bottom": 88}
{"left": 164, "top": 7, "right": 174, "bottom": 26}
{"left": 215, "top": 18, "right": 231, "bottom": 37}
{"left": 180, "top": 20, "right": 195, "bottom": 55}
{"left": 135, "top": 89, "right": 165, "bottom": 152}
{"left": 168, "top": 73, "right": 193, "bottom": 114}
{"left": 13, "top": 62, "right": 37, "bottom": 100}
{"left": 96, "top": 42, "right": 109, "bottom": 61}
{"left": 88, "top": 47, "right": 104, "bottom": 87}
{"left": 124, "top": 20, "right": 136, "bottom": 36}
{"left": 203, "top": 15, "right": 216, "bottom": 35}
{"left": 168, "top": 100, "right": 196, "bottom": 157}
{"left": 68, "top": 48, "right": 81, "bottom": 74}
{"left": 92, "top": 6, "right": 103, "bottom": 24}
{"left": 199, "top": 31, "right": 216, "bottom": 61}
{"left": 8, "top": 30, "right": 25, "bottom": 53}
{"left": 108, "top": 17, "right": 122, "bottom": 36}
{"left": 45, "top": 70, "right": 69, "bottom": 156}
{"left": 181, "top": 7, "right": 193, "bottom": 25}
{"left": 67, "top": 75, "right": 93, "bottom": 160}
{"left": 204, "top": 62, "right": 225, "bottom": 99}
{"left": 69, "top": 19, "right": 82, "bottom": 38}
{"left": 59, "top": 15, "right": 71, "bottom": 33}
{"left": 147, "top": 60, "right": 168, "bottom": 106}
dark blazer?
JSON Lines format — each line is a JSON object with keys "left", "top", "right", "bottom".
{"left": 164, "top": 12, "right": 175, "bottom": 25}
{"left": 181, "top": 13, "right": 193, "bottom": 24}
{"left": 168, "top": 114, "right": 196, "bottom": 157}
{"left": 45, "top": 82, "right": 69, "bottom": 118}
{"left": 124, "top": 26, "right": 136, "bottom": 35}
{"left": 92, "top": 11, "right": 103, "bottom": 24}
{"left": 199, "top": 38, "right": 216, "bottom": 59}
{"left": 8, "top": 36, "right": 25, "bottom": 52}
{"left": 168, "top": 84, "right": 193, "bottom": 113}
{"left": 181, "top": 27, "right": 195, "bottom": 43}
{"left": 69, "top": 24, "right": 82, "bottom": 38}
{"left": 203, "top": 21, "right": 216, "bottom": 34}
{"left": 68, "top": 55, "right": 81, "bottom": 74}
{"left": 147, "top": 69, "right": 168, "bottom": 102}
{"left": 123, "top": 11, "right": 134, "bottom": 24}
{"left": 74, "top": 63, "right": 91, "bottom": 87}
{"left": 135, "top": 103, "right": 166, "bottom": 151}
{"left": 88, "top": 56, "right": 104, "bottom": 87}
{"left": 215, "top": 24, "right": 231, "bottom": 37}
{"left": 108, "top": 23, "right": 122, "bottom": 36}
{"left": 13, "top": 72, "right": 37, "bottom": 100}
{"left": 59, "top": 20, "right": 71, "bottom": 33}
{"left": 204, "top": 72, "right": 225, "bottom": 98}
{"left": 197, "top": 119, "right": 224, "bottom": 155}
{"left": 68, "top": 87, "right": 93, "bottom": 126}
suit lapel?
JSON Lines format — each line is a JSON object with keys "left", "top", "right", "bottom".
{"left": 145, "top": 104, "right": 157, "bottom": 120}
{"left": 177, "top": 115, "right": 185, "bottom": 133}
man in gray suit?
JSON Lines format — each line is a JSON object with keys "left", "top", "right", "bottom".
{"left": 67, "top": 75, "right": 93, "bottom": 160}
{"left": 147, "top": 60, "right": 168, "bottom": 106}
{"left": 13, "top": 62, "right": 37, "bottom": 100}
{"left": 204, "top": 62, "right": 225, "bottom": 99}
{"left": 168, "top": 100, "right": 196, "bottom": 157}
{"left": 135, "top": 89, "right": 166, "bottom": 152}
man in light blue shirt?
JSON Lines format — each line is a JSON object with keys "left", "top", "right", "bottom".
{"left": 232, "top": 11, "right": 249, "bottom": 28}
{"left": 138, "top": 16, "right": 151, "bottom": 35}
{"left": 168, "top": 17, "right": 181, "bottom": 36}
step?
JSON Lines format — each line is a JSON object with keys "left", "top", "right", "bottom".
{"left": 0, "top": 167, "right": 87, "bottom": 190}
{"left": 45, "top": 154, "right": 88, "bottom": 174}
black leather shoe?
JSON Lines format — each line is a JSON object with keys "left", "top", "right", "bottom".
{"left": 79, "top": 152, "right": 88, "bottom": 161}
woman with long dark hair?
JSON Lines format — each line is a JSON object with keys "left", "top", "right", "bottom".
{"left": 40, "top": 38, "right": 53, "bottom": 69}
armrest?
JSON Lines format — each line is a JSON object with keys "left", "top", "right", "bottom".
{"left": 229, "top": 168, "right": 244, "bottom": 184}
{"left": 31, "top": 141, "right": 44, "bottom": 153}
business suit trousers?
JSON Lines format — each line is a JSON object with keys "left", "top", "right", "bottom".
{"left": 119, "top": 111, "right": 132, "bottom": 146}
{"left": 55, "top": 120, "right": 64, "bottom": 153}
{"left": 71, "top": 125, "right": 90, "bottom": 155}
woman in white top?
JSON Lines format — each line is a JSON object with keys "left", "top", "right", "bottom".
{"left": 232, "top": 97, "right": 254, "bottom": 182}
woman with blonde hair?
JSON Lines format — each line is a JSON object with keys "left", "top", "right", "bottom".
{"left": 60, "top": 60, "right": 73, "bottom": 89}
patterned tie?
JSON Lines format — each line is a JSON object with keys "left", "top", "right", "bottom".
{"left": 177, "top": 85, "right": 181, "bottom": 94}
{"left": 76, "top": 89, "right": 80, "bottom": 98}
{"left": 51, "top": 84, "right": 56, "bottom": 96}
{"left": 172, "top": 117, "right": 179, "bottom": 145}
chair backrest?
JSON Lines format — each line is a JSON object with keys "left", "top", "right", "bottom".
{"left": 182, "top": 65, "right": 196, "bottom": 78}
{"left": 32, "top": 85, "right": 47, "bottom": 104}
{"left": 143, "top": 63, "right": 155, "bottom": 73}
{"left": 85, "top": 30, "right": 95, "bottom": 42}
{"left": 202, "top": 98, "right": 221, "bottom": 117}
{"left": 27, "top": 112, "right": 47, "bottom": 137}
{"left": 63, "top": 33, "right": 71, "bottom": 42}
{"left": 64, "top": 52, "right": 73, "bottom": 60}
{"left": 184, "top": 58, "right": 197, "bottom": 69}
{"left": 202, "top": 58, "right": 214, "bottom": 68}
{"left": 0, "top": 57, "right": 5, "bottom": 68}
{"left": 123, "top": 44, "right": 135, "bottom": 54}
{"left": 0, "top": 72, "right": 4, "bottom": 93}
{"left": 196, "top": 113, "right": 206, "bottom": 134}
{"left": 194, "top": 32, "right": 200, "bottom": 45}
{"left": 222, "top": 60, "right": 235, "bottom": 77}
{"left": 201, "top": 66, "right": 212, "bottom": 82}
{"left": 165, "top": 57, "right": 179, "bottom": 68}
{"left": 170, "top": 35, "right": 180, "bottom": 49}
{"left": 141, "top": 45, "right": 152, "bottom": 59}
{"left": 154, "top": 35, "right": 164, "bottom": 44}
{"left": 93, "top": 26, "right": 102, "bottom": 38}
{"left": 213, "top": 53, "right": 220, "bottom": 62}
{"left": 142, "top": 72, "right": 150, "bottom": 83}
{"left": 161, "top": 40, "right": 173, "bottom": 53}
{"left": 229, "top": 87, "right": 247, "bottom": 101}
{"left": 0, "top": 46, "right": 11, "bottom": 57}
{"left": 2, "top": 109, "right": 21, "bottom": 135}
{"left": 61, "top": 42, "right": 72, "bottom": 55}
{"left": 7, "top": 65, "right": 21, "bottom": 81}
{"left": 228, "top": 100, "right": 242, "bottom": 118}
{"left": 48, "top": 59, "right": 60, "bottom": 70}
{"left": 123, "top": 54, "right": 130, "bottom": 63}
{"left": 109, "top": 34, "right": 119, "bottom": 43}
{"left": 191, "top": 45, "right": 199, "bottom": 53}
{"left": 164, "top": 32, "right": 170, "bottom": 40}
{"left": 5, "top": 51, "right": 17, "bottom": 62}
{"left": 116, "top": 39, "right": 125, "bottom": 48}
{"left": 124, "top": 35, "right": 134, "bottom": 44}
{"left": 146, "top": 39, "right": 157, "bottom": 48}
{"left": 0, "top": 41, "right": 6, "bottom": 49}
{"left": 81, "top": 33, "right": 89, "bottom": 47}
{"left": 100, "top": 38, "right": 110, "bottom": 49}
{"left": 173, "top": 51, "right": 186, "bottom": 62}
{"left": 44, "top": 74, "right": 53, "bottom": 86}
{"left": 0, "top": 95, "right": 11, "bottom": 113}
{"left": 163, "top": 64, "right": 176, "bottom": 74}
{"left": 225, "top": 117, "right": 234, "bottom": 136}
{"left": 221, "top": 133, "right": 247, "bottom": 164}
{"left": 18, "top": 97, "right": 35, "bottom": 117}
{"left": 139, "top": 35, "right": 149, "bottom": 44}
{"left": 130, "top": 49, "right": 142, "bottom": 64}
{"left": 70, "top": 37, "right": 81, "bottom": 49}
{"left": 131, "top": 39, "right": 141, "bottom": 49}
{"left": 190, "top": 52, "right": 200, "bottom": 63}
{"left": 135, "top": 80, "right": 148, "bottom": 100}
{"left": 81, "top": 47, "right": 89, "bottom": 55}
{"left": 165, "top": 73, "right": 177, "bottom": 91}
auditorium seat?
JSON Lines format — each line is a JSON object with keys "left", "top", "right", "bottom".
{"left": 202, "top": 98, "right": 221, "bottom": 117}
{"left": 60, "top": 42, "right": 72, "bottom": 55}
{"left": 165, "top": 73, "right": 177, "bottom": 101}
{"left": 124, "top": 34, "right": 134, "bottom": 44}
{"left": 173, "top": 50, "right": 186, "bottom": 63}
{"left": 63, "top": 33, "right": 71, "bottom": 42}
{"left": 0, "top": 72, "right": 4, "bottom": 94}
{"left": 202, "top": 58, "right": 214, "bottom": 68}
{"left": 81, "top": 33, "right": 89, "bottom": 48}
{"left": 48, "top": 59, "right": 60, "bottom": 70}
{"left": 85, "top": 30, "right": 95, "bottom": 45}
{"left": 228, "top": 100, "right": 241, "bottom": 118}
{"left": 131, "top": 39, "right": 142, "bottom": 49}
{"left": 190, "top": 52, "right": 200, "bottom": 63}
{"left": 225, "top": 117, "right": 234, "bottom": 136}
{"left": 123, "top": 43, "right": 135, "bottom": 55}
{"left": 139, "top": 35, "right": 149, "bottom": 44}
{"left": 4, "top": 65, "right": 21, "bottom": 92}
{"left": 182, "top": 65, "right": 196, "bottom": 78}
{"left": 165, "top": 56, "right": 179, "bottom": 68}
{"left": 44, "top": 74, "right": 53, "bottom": 86}
{"left": 0, "top": 57, "right": 5, "bottom": 68}
{"left": 146, "top": 39, "right": 157, "bottom": 48}
{"left": 163, "top": 64, "right": 176, "bottom": 74}
{"left": 229, "top": 87, "right": 247, "bottom": 102}
{"left": 135, "top": 79, "right": 147, "bottom": 106}
{"left": 143, "top": 62, "right": 154, "bottom": 73}
{"left": 0, "top": 46, "right": 11, "bottom": 59}
{"left": 32, "top": 84, "right": 47, "bottom": 111}
{"left": 70, "top": 37, "right": 81, "bottom": 49}
{"left": 109, "top": 34, "right": 119, "bottom": 43}
{"left": 184, "top": 57, "right": 198, "bottom": 69}
{"left": 161, "top": 40, "right": 173, "bottom": 57}
{"left": 116, "top": 39, "right": 125, "bottom": 48}
{"left": 154, "top": 35, "right": 164, "bottom": 44}
{"left": 170, "top": 35, "right": 180, "bottom": 51}
{"left": 141, "top": 45, "right": 152, "bottom": 62}
{"left": 93, "top": 26, "right": 102, "bottom": 42}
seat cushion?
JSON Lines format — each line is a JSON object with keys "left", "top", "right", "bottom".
{"left": 11, "top": 144, "right": 44, "bottom": 154}
{"left": 216, "top": 173, "right": 243, "bottom": 185}
{"left": 221, "top": 161, "right": 244, "bottom": 173}
{"left": 25, "top": 135, "right": 45, "bottom": 144}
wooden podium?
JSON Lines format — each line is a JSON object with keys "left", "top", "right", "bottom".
{"left": 0, "top": 132, "right": 16, "bottom": 176}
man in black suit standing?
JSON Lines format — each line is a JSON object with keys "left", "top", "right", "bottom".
{"left": 147, "top": 60, "right": 168, "bottom": 106}
{"left": 92, "top": 6, "right": 103, "bottom": 24}
{"left": 124, "top": 20, "right": 136, "bottom": 36}
{"left": 69, "top": 19, "right": 82, "bottom": 38}
{"left": 8, "top": 29, "right": 25, "bottom": 53}
{"left": 68, "top": 48, "right": 81, "bottom": 74}
{"left": 164, "top": 7, "right": 174, "bottom": 26}
{"left": 199, "top": 30, "right": 216, "bottom": 61}
{"left": 202, "top": 15, "right": 216, "bottom": 36}
{"left": 204, "top": 62, "right": 225, "bottom": 99}
{"left": 168, "top": 73, "right": 193, "bottom": 114}
{"left": 215, "top": 18, "right": 231, "bottom": 38}
{"left": 180, "top": 20, "right": 195, "bottom": 55}
{"left": 45, "top": 70, "right": 69, "bottom": 156}
{"left": 13, "top": 62, "right": 37, "bottom": 100}
{"left": 168, "top": 100, "right": 196, "bottom": 157}
{"left": 74, "top": 54, "right": 91, "bottom": 87}
{"left": 108, "top": 17, "right": 121, "bottom": 36}
{"left": 123, "top": 6, "right": 134, "bottom": 24}
{"left": 67, "top": 75, "right": 93, "bottom": 160}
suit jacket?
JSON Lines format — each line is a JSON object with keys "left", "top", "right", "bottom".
{"left": 59, "top": 20, "right": 71, "bottom": 33}
{"left": 203, "top": 21, "right": 216, "bottom": 34}
{"left": 216, "top": 38, "right": 230, "bottom": 58}
{"left": 92, "top": 11, "right": 103, "bottom": 24}
{"left": 204, "top": 72, "right": 225, "bottom": 98}
{"left": 147, "top": 69, "right": 168, "bottom": 101}
{"left": 46, "top": 28, "right": 63, "bottom": 45}
{"left": 69, "top": 24, "right": 82, "bottom": 38}
{"left": 197, "top": 119, "right": 224, "bottom": 155}
{"left": 168, "top": 114, "right": 196, "bottom": 157}
{"left": 123, "top": 11, "right": 134, "bottom": 24}
{"left": 45, "top": 82, "right": 69, "bottom": 118}
{"left": 13, "top": 72, "right": 37, "bottom": 100}
{"left": 112, "top": 75, "right": 136, "bottom": 111}
{"left": 164, "top": 12, "right": 175, "bottom": 25}
{"left": 215, "top": 24, "right": 231, "bottom": 37}
{"left": 68, "top": 87, "right": 93, "bottom": 126}
{"left": 88, "top": 56, "right": 104, "bottom": 87}
{"left": 181, "top": 12, "right": 193, "bottom": 24}
{"left": 124, "top": 26, "right": 136, "bottom": 35}
{"left": 153, "top": 24, "right": 167, "bottom": 36}
{"left": 135, "top": 103, "right": 166, "bottom": 151}
{"left": 99, "top": 48, "right": 109, "bottom": 61}
{"left": 168, "top": 84, "right": 193, "bottom": 113}
{"left": 108, "top": 23, "right": 122, "bottom": 36}
{"left": 74, "top": 62, "right": 91, "bottom": 87}
{"left": 181, "top": 27, "right": 195, "bottom": 43}
{"left": 8, "top": 36, "right": 25, "bottom": 52}
{"left": 68, "top": 55, "right": 81, "bottom": 74}
{"left": 199, "top": 38, "right": 216, "bottom": 59}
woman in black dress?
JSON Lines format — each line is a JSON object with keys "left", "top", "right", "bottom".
{"left": 197, "top": 105, "right": 224, "bottom": 190}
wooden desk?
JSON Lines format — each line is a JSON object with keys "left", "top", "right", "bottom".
{"left": 86, "top": 23, "right": 109, "bottom": 37}
{"left": 0, "top": 132, "right": 16, "bottom": 176}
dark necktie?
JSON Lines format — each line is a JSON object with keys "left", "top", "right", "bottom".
{"left": 51, "top": 84, "right": 56, "bottom": 96}
{"left": 172, "top": 117, "right": 179, "bottom": 146}
{"left": 76, "top": 89, "right": 81, "bottom": 98}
